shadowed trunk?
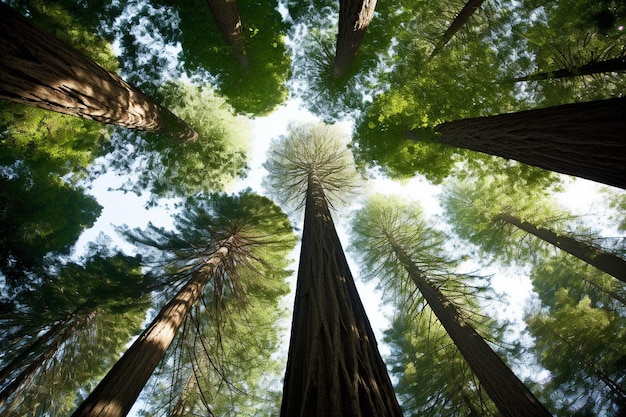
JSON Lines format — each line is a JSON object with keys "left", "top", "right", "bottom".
{"left": 71, "top": 241, "right": 232, "bottom": 417}
{"left": 430, "top": 0, "right": 485, "bottom": 58}
{"left": 0, "top": 3, "right": 198, "bottom": 140}
{"left": 280, "top": 174, "right": 403, "bottom": 417}
{"left": 420, "top": 98, "right": 626, "bottom": 189}
{"left": 205, "top": 0, "right": 249, "bottom": 68}
{"left": 333, "top": 0, "right": 378, "bottom": 78}
{"left": 514, "top": 57, "right": 626, "bottom": 82}
{"left": 390, "top": 242, "right": 552, "bottom": 417}
{"left": 498, "top": 213, "right": 626, "bottom": 283}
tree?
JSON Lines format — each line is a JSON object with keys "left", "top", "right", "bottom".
{"left": 0, "top": 2, "right": 197, "bottom": 140}
{"left": 443, "top": 176, "right": 626, "bottom": 282}
{"left": 513, "top": 56, "right": 626, "bottom": 82}
{"left": 72, "top": 190, "right": 296, "bottom": 417}
{"left": 350, "top": 195, "right": 552, "bottom": 417}
{"left": 263, "top": 123, "right": 403, "bottom": 417}
{"left": 205, "top": 0, "right": 248, "bottom": 67}
{"left": 429, "top": 0, "right": 486, "bottom": 58}
{"left": 333, "top": 0, "right": 378, "bottom": 78}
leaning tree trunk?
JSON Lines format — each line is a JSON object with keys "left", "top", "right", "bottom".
{"left": 514, "top": 56, "right": 626, "bottom": 82}
{"left": 205, "top": 0, "right": 249, "bottom": 68}
{"left": 333, "top": 0, "right": 378, "bottom": 78}
{"left": 426, "top": 97, "right": 626, "bottom": 189}
{"left": 0, "top": 3, "right": 197, "bottom": 140}
{"left": 390, "top": 243, "right": 552, "bottom": 417}
{"left": 429, "top": 0, "right": 485, "bottom": 58}
{"left": 280, "top": 173, "right": 403, "bottom": 417}
{"left": 71, "top": 241, "right": 232, "bottom": 417}
{"left": 498, "top": 213, "right": 626, "bottom": 283}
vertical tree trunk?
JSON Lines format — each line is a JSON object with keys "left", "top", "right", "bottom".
{"left": 204, "top": 0, "right": 249, "bottom": 68}
{"left": 0, "top": 3, "right": 198, "bottom": 140}
{"left": 280, "top": 174, "right": 403, "bottom": 417}
{"left": 498, "top": 213, "right": 626, "bottom": 283}
{"left": 429, "top": 0, "right": 485, "bottom": 58}
{"left": 390, "top": 243, "right": 552, "bottom": 417}
{"left": 514, "top": 57, "right": 626, "bottom": 82}
{"left": 71, "top": 242, "right": 232, "bottom": 417}
{"left": 333, "top": 0, "right": 378, "bottom": 78}
{"left": 426, "top": 98, "right": 626, "bottom": 189}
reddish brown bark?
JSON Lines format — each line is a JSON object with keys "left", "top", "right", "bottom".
{"left": 430, "top": 0, "right": 485, "bottom": 58}
{"left": 0, "top": 3, "right": 197, "bottom": 140}
{"left": 428, "top": 98, "right": 626, "bottom": 189}
{"left": 71, "top": 243, "right": 231, "bottom": 417}
{"left": 391, "top": 243, "right": 553, "bottom": 417}
{"left": 205, "top": 0, "right": 249, "bottom": 68}
{"left": 280, "top": 174, "right": 403, "bottom": 417}
{"left": 333, "top": 0, "right": 378, "bottom": 78}
{"left": 514, "top": 57, "right": 626, "bottom": 82}
{"left": 498, "top": 213, "right": 626, "bottom": 283}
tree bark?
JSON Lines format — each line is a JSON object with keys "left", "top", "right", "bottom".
{"left": 71, "top": 242, "right": 232, "bottom": 417}
{"left": 205, "top": 0, "right": 249, "bottom": 68}
{"left": 333, "top": 0, "right": 378, "bottom": 78}
{"left": 0, "top": 3, "right": 198, "bottom": 140}
{"left": 280, "top": 173, "right": 403, "bottom": 417}
{"left": 429, "top": 0, "right": 485, "bottom": 58}
{"left": 498, "top": 213, "right": 626, "bottom": 283}
{"left": 390, "top": 243, "right": 553, "bottom": 417}
{"left": 426, "top": 98, "right": 626, "bottom": 189}
{"left": 514, "top": 57, "right": 626, "bottom": 82}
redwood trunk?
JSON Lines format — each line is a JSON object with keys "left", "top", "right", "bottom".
{"left": 430, "top": 98, "right": 626, "bottom": 189}
{"left": 391, "top": 244, "right": 552, "bottom": 417}
{"left": 280, "top": 174, "right": 402, "bottom": 417}
{"left": 0, "top": 3, "right": 197, "bottom": 140}
{"left": 499, "top": 213, "right": 626, "bottom": 283}
{"left": 514, "top": 57, "right": 626, "bottom": 82}
{"left": 205, "top": 0, "right": 249, "bottom": 68}
{"left": 333, "top": 0, "right": 378, "bottom": 78}
{"left": 71, "top": 244, "right": 230, "bottom": 417}
{"left": 430, "top": 0, "right": 485, "bottom": 58}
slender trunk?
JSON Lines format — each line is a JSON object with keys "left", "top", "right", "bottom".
{"left": 421, "top": 98, "right": 626, "bottom": 189}
{"left": 0, "top": 310, "right": 76, "bottom": 383}
{"left": 204, "top": 0, "right": 249, "bottom": 68}
{"left": 429, "top": 0, "right": 485, "bottom": 58}
{"left": 333, "top": 0, "right": 378, "bottom": 78}
{"left": 0, "top": 311, "right": 91, "bottom": 410}
{"left": 280, "top": 174, "right": 403, "bottom": 417}
{"left": 514, "top": 57, "right": 626, "bottom": 82}
{"left": 71, "top": 241, "right": 232, "bottom": 417}
{"left": 498, "top": 213, "right": 626, "bottom": 283}
{"left": 390, "top": 243, "right": 552, "bottom": 417}
{"left": 579, "top": 275, "right": 626, "bottom": 306}
{"left": 0, "top": 3, "right": 197, "bottom": 140}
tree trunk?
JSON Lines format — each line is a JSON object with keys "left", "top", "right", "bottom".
{"left": 204, "top": 0, "right": 249, "bottom": 68}
{"left": 427, "top": 98, "right": 626, "bottom": 189}
{"left": 429, "top": 0, "right": 485, "bottom": 58}
{"left": 0, "top": 3, "right": 198, "bottom": 140}
{"left": 514, "top": 57, "right": 626, "bottom": 82}
{"left": 71, "top": 242, "right": 232, "bottom": 417}
{"left": 280, "top": 173, "right": 403, "bottom": 417}
{"left": 498, "top": 213, "right": 626, "bottom": 283}
{"left": 333, "top": 0, "right": 378, "bottom": 78}
{"left": 390, "top": 243, "right": 552, "bottom": 417}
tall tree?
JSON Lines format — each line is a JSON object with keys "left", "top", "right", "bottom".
{"left": 350, "top": 195, "right": 552, "bottom": 417}
{"left": 333, "top": 0, "right": 378, "bottom": 78}
{"left": 513, "top": 56, "right": 626, "bottom": 82}
{"left": 0, "top": 2, "right": 197, "bottom": 140}
{"left": 72, "top": 191, "right": 295, "bottom": 417}
{"left": 429, "top": 0, "right": 486, "bottom": 58}
{"left": 205, "top": 0, "right": 248, "bottom": 67}
{"left": 264, "top": 123, "right": 403, "bottom": 417}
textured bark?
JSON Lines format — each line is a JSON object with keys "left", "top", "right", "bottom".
{"left": 205, "top": 0, "right": 249, "bottom": 68}
{"left": 71, "top": 243, "right": 231, "bottom": 417}
{"left": 333, "top": 0, "right": 378, "bottom": 78}
{"left": 514, "top": 57, "right": 626, "bottom": 82}
{"left": 430, "top": 0, "right": 485, "bottom": 58}
{"left": 280, "top": 174, "right": 403, "bottom": 417}
{"left": 391, "top": 243, "right": 553, "bottom": 417}
{"left": 0, "top": 3, "right": 197, "bottom": 140}
{"left": 429, "top": 98, "right": 626, "bottom": 189}
{"left": 498, "top": 213, "right": 626, "bottom": 283}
